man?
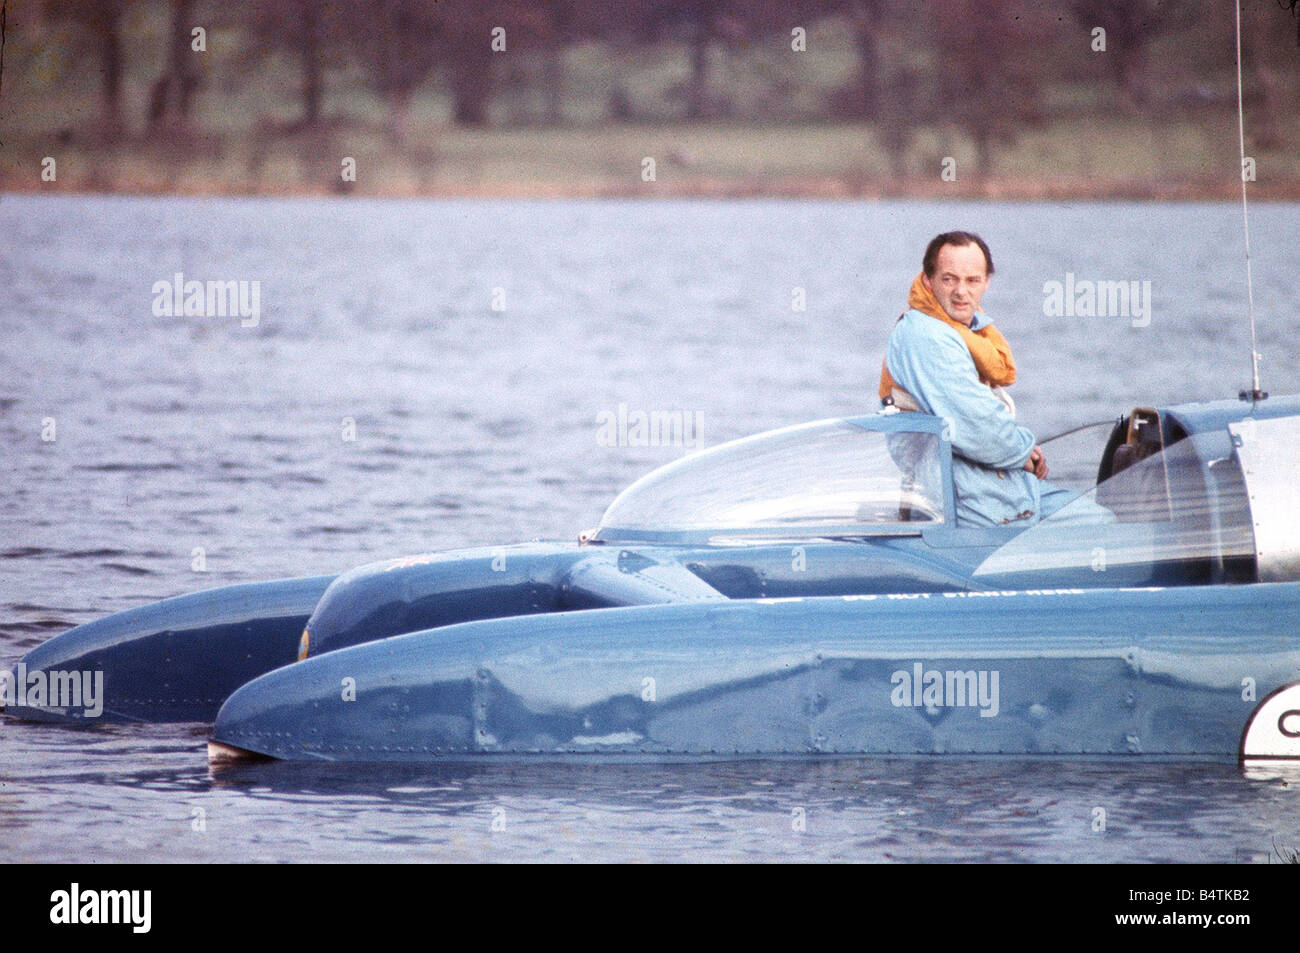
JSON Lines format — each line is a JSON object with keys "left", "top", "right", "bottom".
{"left": 880, "top": 231, "right": 1079, "bottom": 528}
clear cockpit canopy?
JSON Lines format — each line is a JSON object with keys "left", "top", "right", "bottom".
{"left": 975, "top": 430, "right": 1257, "bottom": 582}
{"left": 591, "top": 417, "right": 947, "bottom": 544}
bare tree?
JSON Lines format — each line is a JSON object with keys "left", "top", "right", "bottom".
{"left": 350, "top": 0, "right": 441, "bottom": 144}
{"left": 840, "top": 0, "right": 885, "bottom": 117}
{"left": 147, "top": 0, "right": 201, "bottom": 131}
{"left": 42, "top": 0, "right": 135, "bottom": 138}
{"left": 437, "top": 1, "right": 551, "bottom": 126}
{"left": 246, "top": 0, "right": 348, "bottom": 128}
{"left": 925, "top": 0, "right": 1052, "bottom": 177}
{"left": 1069, "top": 0, "right": 1193, "bottom": 113}
{"left": 1241, "top": 0, "right": 1286, "bottom": 149}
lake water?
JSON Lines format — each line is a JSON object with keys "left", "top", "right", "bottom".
{"left": 2, "top": 196, "right": 1298, "bottom": 862}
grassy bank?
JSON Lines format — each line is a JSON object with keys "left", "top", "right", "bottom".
{"left": 5, "top": 110, "right": 1299, "bottom": 199}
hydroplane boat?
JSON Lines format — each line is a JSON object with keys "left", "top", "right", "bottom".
{"left": 5, "top": 396, "right": 1299, "bottom": 764}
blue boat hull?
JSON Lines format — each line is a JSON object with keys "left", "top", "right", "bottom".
{"left": 8, "top": 538, "right": 982, "bottom": 725}
{"left": 211, "top": 583, "right": 1300, "bottom": 762}
{"left": 5, "top": 575, "right": 336, "bottom": 722}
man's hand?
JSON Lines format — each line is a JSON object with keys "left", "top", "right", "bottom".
{"left": 1023, "top": 446, "right": 1048, "bottom": 479}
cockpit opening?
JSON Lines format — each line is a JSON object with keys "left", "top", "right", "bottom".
{"left": 975, "top": 408, "right": 1258, "bottom": 585}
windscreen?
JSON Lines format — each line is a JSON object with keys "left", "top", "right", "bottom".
{"left": 593, "top": 419, "right": 945, "bottom": 541}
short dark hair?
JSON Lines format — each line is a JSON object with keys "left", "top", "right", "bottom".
{"left": 923, "top": 231, "right": 994, "bottom": 277}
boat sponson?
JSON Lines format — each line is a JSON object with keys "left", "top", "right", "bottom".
{"left": 211, "top": 582, "right": 1300, "bottom": 761}
{"left": 5, "top": 575, "right": 336, "bottom": 723}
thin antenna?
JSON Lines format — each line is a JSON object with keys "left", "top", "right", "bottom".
{"left": 1235, "top": 0, "right": 1266, "bottom": 402}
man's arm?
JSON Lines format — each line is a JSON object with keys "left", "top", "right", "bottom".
{"left": 887, "top": 322, "right": 1036, "bottom": 471}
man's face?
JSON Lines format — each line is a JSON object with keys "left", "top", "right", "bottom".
{"left": 922, "top": 243, "right": 989, "bottom": 327}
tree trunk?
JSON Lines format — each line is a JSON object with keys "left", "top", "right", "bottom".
{"left": 149, "top": 0, "right": 199, "bottom": 129}
{"left": 1118, "top": 48, "right": 1147, "bottom": 112}
{"left": 543, "top": 49, "right": 564, "bottom": 124}
{"left": 99, "top": 15, "right": 125, "bottom": 136}
{"left": 973, "top": 129, "right": 993, "bottom": 179}
{"left": 300, "top": 3, "right": 322, "bottom": 127}
{"left": 1252, "top": 61, "right": 1281, "bottom": 149}
{"left": 388, "top": 88, "right": 411, "bottom": 146}
{"left": 451, "top": 55, "right": 492, "bottom": 126}
{"left": 850, "top": 0, "right": 882, "bottom": 118}
{"left": 686, "top": 8, "right": 711, "bottom": 120}
{"left": 1244, "top": 3, "right": 1281, "bottom": 149}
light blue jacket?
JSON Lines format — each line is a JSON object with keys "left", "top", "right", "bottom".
{"left": 885, "top": 309, "right": 1060, "bottom": 528}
